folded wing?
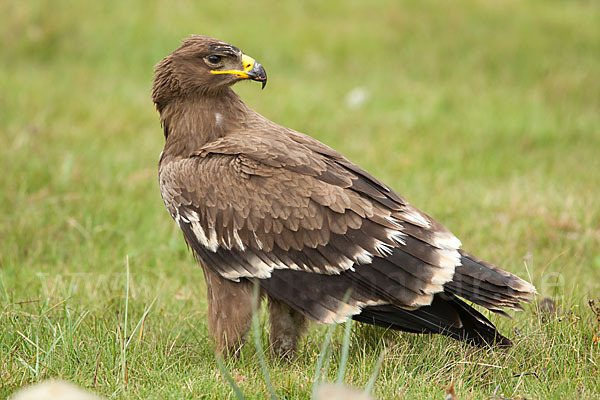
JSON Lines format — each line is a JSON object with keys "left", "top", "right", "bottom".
{"left": 159, "top": 131, "right": 535, "bottom": 330}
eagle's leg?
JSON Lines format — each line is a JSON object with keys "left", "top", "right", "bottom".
{"left": 201, "top": 264, "right": 254, "bottom": 355}
{"left": 268, "top": 296, "right": 307, "bottom": 357}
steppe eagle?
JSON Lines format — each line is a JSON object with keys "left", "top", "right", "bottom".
{"left": 152, "top": 36, "right": 536, "bottom": 355}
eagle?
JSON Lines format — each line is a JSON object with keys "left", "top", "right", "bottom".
{"left": 153, "top": 36, "right": 536, "bottom": 355}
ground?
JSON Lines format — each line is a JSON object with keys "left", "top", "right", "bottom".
{"left": 1, "top": 0, "right": 599, "bottom": 398}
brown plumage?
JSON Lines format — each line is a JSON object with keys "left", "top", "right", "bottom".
{"left": 153, "top": 35, "right": 536, "bottom": 354}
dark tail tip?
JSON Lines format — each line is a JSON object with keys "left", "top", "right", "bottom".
{"left": 355, "top": 293, "right": 515, "bottom": 348}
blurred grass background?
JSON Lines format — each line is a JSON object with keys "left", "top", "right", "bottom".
{"left": 1, "top": 0, "right": 599, "bottom": 398}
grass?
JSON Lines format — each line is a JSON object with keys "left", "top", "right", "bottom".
{"left": 1, "top": 0, "right": 599, "bottom": 398}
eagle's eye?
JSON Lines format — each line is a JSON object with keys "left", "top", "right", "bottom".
{"left": 206, "top": 55, "right": 222, "bottom": 65}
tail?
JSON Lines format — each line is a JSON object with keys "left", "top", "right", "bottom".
{"left": 353, "top": 250, "right": 536, "bottom": 347}
{"left": 445, "top": 250, "right": 537, "bottom": 317}
{"left": 354, "top": 293, "right": 513, "bottom": 347}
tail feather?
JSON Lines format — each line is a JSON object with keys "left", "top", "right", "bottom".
{"left": 354, "top": 293, "right": 513, "bottom": 347}
{"left": 444, "top": 250, "right": 536, "bottom": 314}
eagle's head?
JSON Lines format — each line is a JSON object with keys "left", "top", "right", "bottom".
{"left": 152, "top": 35, "right": 267, "bottom": 110}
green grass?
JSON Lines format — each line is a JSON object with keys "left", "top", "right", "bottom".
{"left": 2, "top": 0, "right": 600, "bottom": 398}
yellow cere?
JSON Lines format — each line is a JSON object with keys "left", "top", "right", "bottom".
{"left": 210, "top": 54, "right": 256, "bottom": 78}
{"left": 241, "top": 54, "right": 256, "bottom": 72}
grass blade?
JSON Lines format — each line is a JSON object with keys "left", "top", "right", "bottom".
{"left": 251, "top": 281, "right": 278, "bottom": 400}
{"left": 215, "top": 353, "right": 247, "bottom": 400}
{"left": 364, "top": 349, "right": 386, "bottom": 396}
{"left": 120, "top": 255, "right": 130, "bottom": 388}
{"left": 336, "top": 318, "right": 353, "bottom": 384}
{"left": 313, "top": 289, "right": 353, "bottom": 397}
{"left": 125, "top": 297, "right": 157, "bottom": 349}
{"left": 311, "top": 322, "right": 336, "bottom": 399}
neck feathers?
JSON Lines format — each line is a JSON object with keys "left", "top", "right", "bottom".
{"left": 158, "top": 89, "right": 248, "bottom": 161}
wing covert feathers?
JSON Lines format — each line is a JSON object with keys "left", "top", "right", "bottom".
{"left": 159, "top": 141, "right": 461, "bottom": 287}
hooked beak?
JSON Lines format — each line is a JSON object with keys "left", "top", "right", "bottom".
{"left": 210, "top": 54, "right": 267, "bottom": 89}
